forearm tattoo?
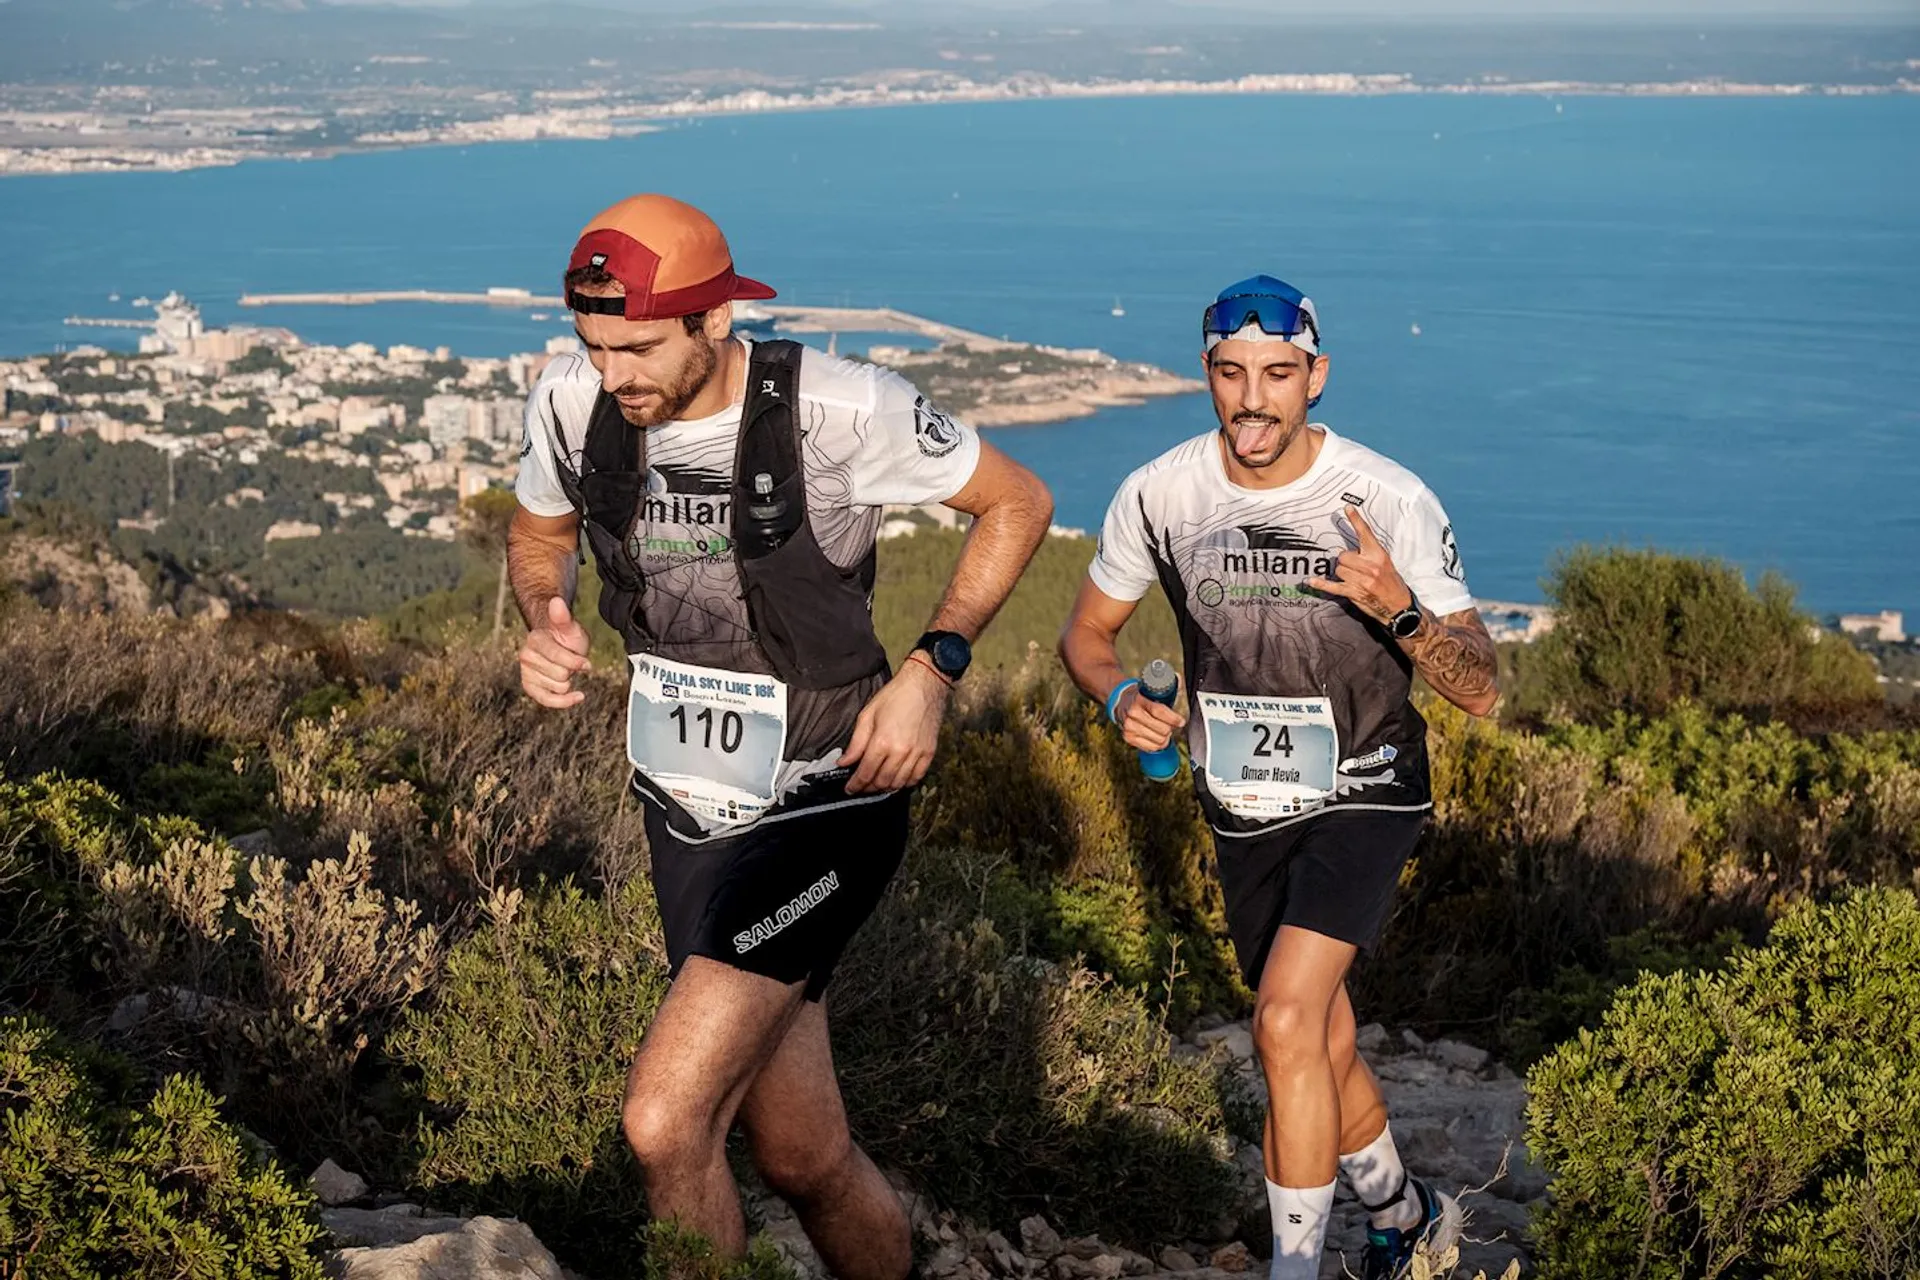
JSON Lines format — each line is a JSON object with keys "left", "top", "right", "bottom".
{"left": 1401, "top": 606, "right": 1498, "bottom": 710}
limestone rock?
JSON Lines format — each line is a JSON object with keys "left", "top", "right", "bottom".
{"left": 1057, "top": 1236, "right": 1112, "bottom": 1261}
{"left": 759, "top": 1216, "right": 826, "bottom": 1278}
{"left": 1354, "top": 1023, "right": 1391, "bottom": 1055}
{"left": 1020, "top": 1216, "right": 1064, "bottom": 1261}
{"left": 310, "top": 1159, "right": 369, "bottom": 1207}
{"left": 322, "top": 1205, "right": 461, "bottom": 1249}
{"left": 1208, "top": 1242, "right": 1253, "bottom": 1273}
{"left": 1194, "top": 1024, "right": 1256, "bottom": 1063}
{"left": 927, "top": 1243, "right": 971, "bottom": 1275}
{"left": 1157, "top": 1247, "right": 1200, "bottom": 1272}
{"left": 1051, "top": 1255, "right": 1122, "bottom": 1280}
{"left": 325, "top": 1214, "right": 564, "bottom": 1279}
{"left": 1430, "top": 1039, "right": 1491, "bottom": 1074}
{"left": 982, "top": 1230, "right": 1027, "bottom": 1276}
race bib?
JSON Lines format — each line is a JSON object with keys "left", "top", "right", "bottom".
{"left": 628, "top": 654, "right": 787, "bottom": 829}
{"left": 1197, "top": 692, "right": 1339, "bottom": 821}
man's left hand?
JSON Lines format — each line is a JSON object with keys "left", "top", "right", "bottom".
{"left": 839, "top": 658, "right": 951, "bottom": 795}
{"left": 1306, "top": 505, "right": 1413, "bottom": 624}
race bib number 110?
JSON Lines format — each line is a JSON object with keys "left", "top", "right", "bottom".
{"left": 628, "top": 654, "right": 787, "bottom": 829}
{"left": 1197, "top": 692, "right": 1339, "bottom": 821}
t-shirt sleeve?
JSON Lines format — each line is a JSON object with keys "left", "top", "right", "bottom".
{"left": 845, "top": 367, "right": 983, "bottom": 507}
{"left": 1086, "top": 470, "right": 1157, "bottom": 603}
{"left": 1390, "top": 485, "right": 1475, "bottom": 617}
{"left": 513, "top": 379, "right": 577, "bottom": 518}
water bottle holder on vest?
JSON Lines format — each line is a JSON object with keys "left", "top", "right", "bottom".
{"left": 553, "top": 339, "right": 887, "bottom": 691}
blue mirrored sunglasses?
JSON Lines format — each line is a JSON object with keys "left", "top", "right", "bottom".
{"left": 1201, "top": 294, "right": 1319, "bottom": 346}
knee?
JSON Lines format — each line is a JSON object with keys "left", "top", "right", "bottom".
{"left": 1253, "top": 997, "right": 1329, "bottom": 1073}
{"left": 622, "top": 1086, "right": 708, "bottom": 1175}
{"left": 751, "top": 1123, "right": 853, "bottom": 1204}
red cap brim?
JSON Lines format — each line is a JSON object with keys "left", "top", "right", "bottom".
{"left": 566, "top": 226, "right": 777, "bottom": 319}
{"left": 730, "top": 275, "right": 777, "bottom": 302}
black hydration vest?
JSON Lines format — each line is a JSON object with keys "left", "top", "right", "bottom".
{"left": 551, "top": 340, "right": 890, "bottom": 691}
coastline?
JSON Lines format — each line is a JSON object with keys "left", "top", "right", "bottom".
{"left": 3, "top": 71, "right": 1914, "bottom": 179}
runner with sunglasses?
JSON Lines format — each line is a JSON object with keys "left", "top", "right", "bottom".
{"left": 1059, "top": 276, "right": 1499, "bottom": 1280}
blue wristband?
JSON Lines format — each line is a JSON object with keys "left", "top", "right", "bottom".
{"left": 1105, "top": 678, "right": 1141, "bottom": 726}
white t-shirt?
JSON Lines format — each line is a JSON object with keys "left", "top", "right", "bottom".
{"left": 516, "top": 339, "right": 981, "bottom": 835}
{"left": 1088, "top": 425, "right": 1474, "bottom": 832}
{"left": 518, "top": 340, "right": 980, "bottom": 529}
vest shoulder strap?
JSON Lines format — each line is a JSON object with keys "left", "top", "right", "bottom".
{"left": 581, "top": 386, "right": 645, "bottom": 483}
{"left": 735, "top": 339, "right": 805, "bottom": 517}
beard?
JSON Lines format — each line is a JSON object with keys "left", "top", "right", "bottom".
{"left": 612, "top": 337, "right": 720, "bottom": 428}
{"left": 1221, "top": 405, "right": 1307, "bottom": 469}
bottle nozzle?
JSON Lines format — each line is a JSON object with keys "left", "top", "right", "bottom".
{"left": 752, "top": 472, "right": 774, "bottom": 498}
{"left": 1141, "top": 658, "right": 1178, "bottom": 698}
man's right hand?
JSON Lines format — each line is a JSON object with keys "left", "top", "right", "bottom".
{"left": 1115, "top": 683, "right": 1187, "bottom": 753}
{"left": 518, "top": 596, "right": 593, "bottom": 709}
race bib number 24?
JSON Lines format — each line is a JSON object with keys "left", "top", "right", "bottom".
{"left": 1197, "top": 692, "right": 1339, "bottom": 821}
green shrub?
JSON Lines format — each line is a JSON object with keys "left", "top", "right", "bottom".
{"left": 0, "top": 773, "right": 147, "bottom": 1015}
{"left": 1367, "top": 699, "right": 1920, "bottom": 1049}
{"left": 1526, "top": 546, "right": 1881, "bottom": 723}
{"left": 832, "top": 842, "right": 1259, "bottom": 1243}
{"left": 1526, "top": 888, "right": 1920, "bottom": 1278}
{"left": 0, "top": 769, "right": 440, "bottom": 1171}
{"left": 642, "top": 1220, "right": 799, "bottom": 1280}
{"left": 914, "top": 665, "right": 1243, "bottom": 1020}
{"left": 1499, "top": 926, "right": 1740, "bottom": 1067}
{"left": 871, "top": 529, "right": 1180, "bottom": 675}
{"left": 0, "top": 602, "right": 329, "bottom": 805}
{"left": 388, "top": 881, "right": 671, "bottom": 1279}
{"left": 0, "top": 1015, "right": 326, "bottom": 1278}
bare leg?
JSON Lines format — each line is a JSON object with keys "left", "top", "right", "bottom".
{"left": 737, "top": 1002, "right": 912, "bottom": 1280}
{"left": 1252, "top": 925, "right": 1359, "bottom": 1186}
{"left": 1328, "top": 984, "right": 1389, "bottom": 1154}
{"left": 622, "top": 956, "right": 809, "bottom": 1259}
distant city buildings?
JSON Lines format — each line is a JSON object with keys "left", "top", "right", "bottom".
{"left": 423, "top": 393, "right": 521, "bottom": 454}
{"left": 1, "top": 313, "right": 527, "bottom": 544}
{"left": 1840, "top": 611, "right": 1906, "bottom": 644}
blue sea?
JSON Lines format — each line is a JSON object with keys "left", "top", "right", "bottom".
{"left": 2, "top": 94, "right": 1916, "bottom": 616}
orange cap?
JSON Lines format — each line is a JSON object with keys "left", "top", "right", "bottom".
{"left": 564, "top": 194, "right": 776, "bottom": 321}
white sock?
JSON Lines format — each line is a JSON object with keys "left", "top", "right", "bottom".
{"left": 1265, "top": 1179, "right": 1336, "bottom": 1280}
{"left": 1339, "top": 1126, "right": 1421, "bottom": 1231}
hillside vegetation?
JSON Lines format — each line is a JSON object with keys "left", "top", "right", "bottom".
{"left": 0, "top": 530, "right": 1913, "bottom": 1277}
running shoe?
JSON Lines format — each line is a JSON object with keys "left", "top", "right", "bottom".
{"left": 1360, "top": 1177, "right": 1463, "bottom": 1280}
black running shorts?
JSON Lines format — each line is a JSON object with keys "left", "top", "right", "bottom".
{"left": 644, "top": 791, "right": 911, "bottom": 1002}
{"left": 1213, "top": 807, "right": 1428, "bottom": 989}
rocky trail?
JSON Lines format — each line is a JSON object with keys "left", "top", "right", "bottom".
{"left": 309, "top": 1022, "right": 1538, "bottom": 1280}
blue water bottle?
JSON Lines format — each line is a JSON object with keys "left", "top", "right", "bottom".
{"left": 1137, "top": 658, "right": 1183, "bottom": 782}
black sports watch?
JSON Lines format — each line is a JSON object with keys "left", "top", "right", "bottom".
{"left": 1386, "top": 594, "right": 1425, "bottom": 641}
{"left": 913, "top": 630, "right": 972, "bottom": 682}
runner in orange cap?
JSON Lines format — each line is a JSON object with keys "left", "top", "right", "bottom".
{"left": 508, "top": 193, "right": 1054, "bottom": 1278}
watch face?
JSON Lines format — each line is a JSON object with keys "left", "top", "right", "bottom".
{"left": 932, "top": 633, "right": 971, "bottom": 675}
{"left": 1391, "top": 610, "right": 1421, "bottom": 639}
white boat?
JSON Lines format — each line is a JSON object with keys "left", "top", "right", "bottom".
{"left": 132, "top": 295, "right": 151, "bottom": 307}
{"left": 529, "top": 312, "right": 550, "bottom": 321}
{"left": 1111, "top": 297, "right": 1126, "bottom": 317}
{"left": 1410, "top": 322, "right": 1422, "bottom": 336}
{"left": 108, "top": 292, "right": 120, "bottom": 302}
